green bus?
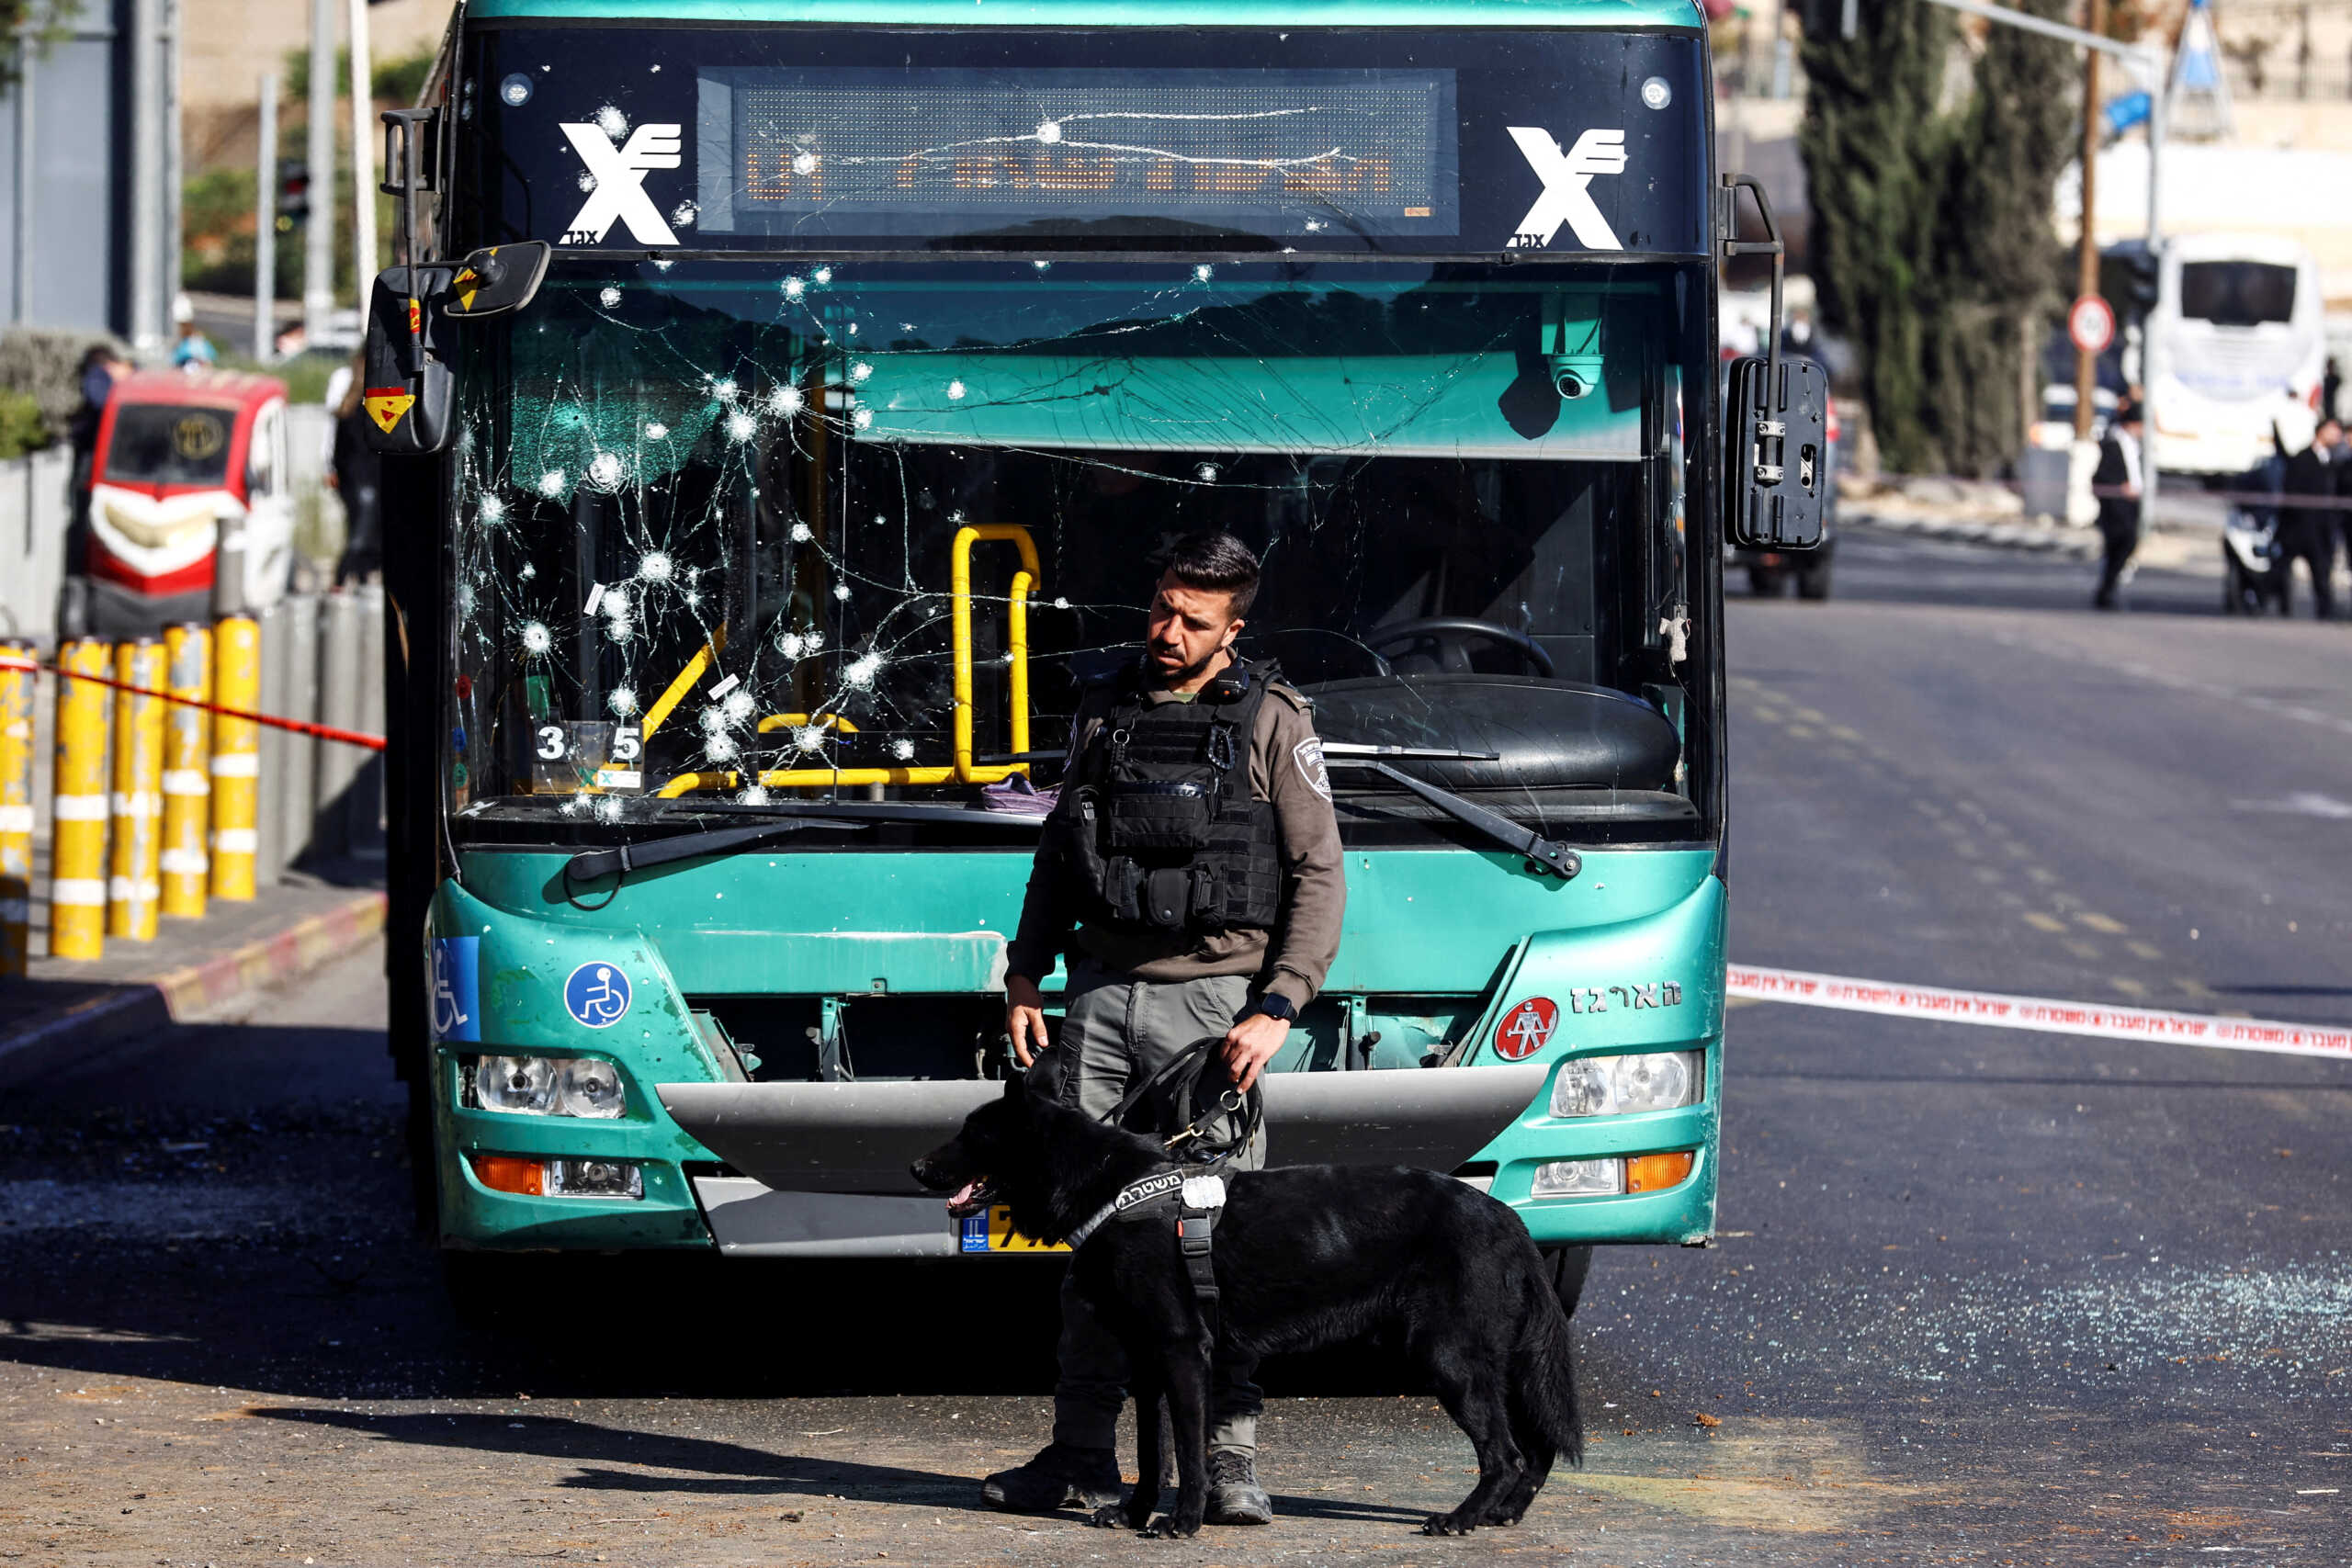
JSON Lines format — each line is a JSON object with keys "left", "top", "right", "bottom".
{"left": 373, "top": 0, "right": 1824, "bottom": 1310}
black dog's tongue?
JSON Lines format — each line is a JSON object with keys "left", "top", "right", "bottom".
{"left": 946, "top": 1181, "right": 989, "bottom": 1217}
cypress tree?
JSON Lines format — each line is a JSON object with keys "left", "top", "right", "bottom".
{"left": 1799, "top": 0, "right": 2075, "bottom": 475}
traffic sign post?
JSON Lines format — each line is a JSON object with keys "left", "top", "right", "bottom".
{"left": 2069, "top": 293, "right": 2116, "bottom": 358}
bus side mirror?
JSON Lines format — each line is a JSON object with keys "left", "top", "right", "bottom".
{"left": 441, "top": 242, "right": 551, "bottom": 320}
{"left": 360, "top": 243, "right": 555, "bottom": 456}
{"left": 1724, "top": 354, "right": 1828, "bottom": 550}
{"left": 362, "top": 267, "right": 457, "bottom": 457}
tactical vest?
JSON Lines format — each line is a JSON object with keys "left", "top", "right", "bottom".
{"left": 1055, "top": 658, "right": 1283, "bottom": 937}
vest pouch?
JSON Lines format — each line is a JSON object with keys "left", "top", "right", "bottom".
{"left": 1106, "top": 779, "right": 1213, "bottom": 851}
{"left": 1138, "top": 865, "right": 1197, "bottom": 931}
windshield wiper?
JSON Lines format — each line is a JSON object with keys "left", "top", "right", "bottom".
{"left": 1325, "top": 759, "right": 1582, "bottom": 881}
{"left": 1320, "top": 742, "right": 1502, "bottom": 761}
{"left": 565, "top": 815, "right": 864, "bottom": 882}
{"left": 664, "top": 799, "right": 1049, "bottom": 829}
{"left": 566, "top": 799, "right": 1046, "bottom": 882}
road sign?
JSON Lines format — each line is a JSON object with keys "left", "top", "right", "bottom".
{"left": 2069, "top": 293, "right": 2116, "bottom": 357}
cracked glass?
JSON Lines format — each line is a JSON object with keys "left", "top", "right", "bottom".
{"left": 447, "top": 259, "right": 1704, "bottom": 841}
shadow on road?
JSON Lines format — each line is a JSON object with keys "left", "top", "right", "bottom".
{"left": 254, "top": 1406, "right": 978, "bottom": 1503}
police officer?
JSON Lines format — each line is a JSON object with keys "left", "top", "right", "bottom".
{"left": 989, "top": 530, "right": 1346, "bottom": 1526}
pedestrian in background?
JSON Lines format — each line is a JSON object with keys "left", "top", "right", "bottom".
{"left": 171, "top": 297, "right": 216, "bottom": 369}
{"left": 2092, "top": 400, "right": 2144, "bottom": 612}
{"left": 2271, "top": 416, "right": 2342, "bottom": 619}
{"left": 66, "top": 343, "right": 128, "bottom": 489}
{"left": 329, "top": 358, "right": 384, "bottom": 585}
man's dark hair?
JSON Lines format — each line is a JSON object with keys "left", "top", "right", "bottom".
{"left": 1160, "top": 530, "right": 1261, "bottom": 619}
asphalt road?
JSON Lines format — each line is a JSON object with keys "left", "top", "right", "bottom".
{"left": 5, "top": 525, "right": 2350, "bottom": 1567}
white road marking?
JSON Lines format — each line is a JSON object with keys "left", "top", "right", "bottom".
{"left": 2230, "top": 792, "right": 2352, "bottom": 819}
{"left": 1982, "top": 630, "right": 2352, "bottom": 741}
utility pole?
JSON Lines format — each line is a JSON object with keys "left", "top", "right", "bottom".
{"left": 346, "top": 0, "right": 377, "bottom": 300}
{"left": 163, "top": 0, "right": 183, "bottom": 339}
{"left": 12, "top": 31, "right": 33, "bottom": 325}
{"left": 2073, "top": 0, "right": 2107, "bottom": 442}
{"left": 302, "top": 0, "right": 335, "bottom": 348}
{"left": 2142, "top": 71, "right": 2164, "bottom": 542}
{"left": 128, "top": 0, "right": 164, "bottom": 352}
{"left": 254, "top": 73, "right": 277, "bottom": 361}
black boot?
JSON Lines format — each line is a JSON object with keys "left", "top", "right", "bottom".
{"left": 1204, "top": 1449, "right": 1273, "bottom": 1525}
{"left": 981, "top": 1442, "right": 1123, "bottom": 1513}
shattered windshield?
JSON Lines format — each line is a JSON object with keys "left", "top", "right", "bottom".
{"left": 447, "top": 260, "right": 1707, "bottom": 841}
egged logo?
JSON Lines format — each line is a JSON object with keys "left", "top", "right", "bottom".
{"left": 1504, "top": 128, "right": 1628, "bottom": 252}
{"left": 560, "top": 121, "right": 684, "bottom": 246}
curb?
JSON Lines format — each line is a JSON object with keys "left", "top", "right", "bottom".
{"left": 1846, "top": 509, "right": 2100, "bottom": 558}
{"left": 0, "top": 889, "right": 388, "bottom": 1090}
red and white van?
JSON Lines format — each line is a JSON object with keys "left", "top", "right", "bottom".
{"left": 74, "top": 370, "right": 295, "bottom": 636}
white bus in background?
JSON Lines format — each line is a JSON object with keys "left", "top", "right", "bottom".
{"left": 2110, "top": 233, "right": 2327, "bottom": 476}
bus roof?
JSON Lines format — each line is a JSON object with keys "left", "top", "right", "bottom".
{"left": 111, "top": 368, "right": 286, "bottom": 412}
{"left": 470, "top": 0, "right": 1702, "bottom": 29}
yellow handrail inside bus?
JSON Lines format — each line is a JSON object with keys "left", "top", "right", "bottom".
{"left": 640, "top": 625, "right": 729, "bottom": 739}
{"left": 953, "top": 523, "right": 1042, "bottom": 783}
{"left": 650, "top": 524, "right": 1042, "bottom": 796}
{"left": 656, "top": 763, "right": 960, "bottom": 798}
{"left": 755, "top": 712, "right": 861, "bottom": 734}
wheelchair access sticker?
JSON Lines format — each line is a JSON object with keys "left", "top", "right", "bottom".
{"left": 429, "top": 937, "right": 480, "bottom": 1043}
{"left": 562, "top": 960, "right": 633, "bottom": 1029}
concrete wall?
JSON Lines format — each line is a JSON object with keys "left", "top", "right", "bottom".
{"left": 0, "top": 446, "right": 73, "bottom": 645}
{"left": 183, "top": 0, "right": 455, "bottom": 173}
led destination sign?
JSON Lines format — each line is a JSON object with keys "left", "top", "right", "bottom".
{"left": 695, "top": 68, "right": 1459, "bottom": 237}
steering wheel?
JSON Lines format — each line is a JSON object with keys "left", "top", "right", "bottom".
{"left": 1365, "top": 617, "right": 1555, "bottom": 678}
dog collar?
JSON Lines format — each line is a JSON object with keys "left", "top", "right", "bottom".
{"left": 1064, "top": 1169, "right": 1226, "bottom": 1248}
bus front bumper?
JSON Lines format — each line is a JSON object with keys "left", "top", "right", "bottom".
{"left": 438, "top": 1058, "right": 1718, "bottom": 1258}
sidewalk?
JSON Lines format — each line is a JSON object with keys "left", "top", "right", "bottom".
{"left": 0, "top": 872, "right": 385, "bottom": 1089}
{"left": 1839, "top": 475, "right": 2228, "bottom": 574}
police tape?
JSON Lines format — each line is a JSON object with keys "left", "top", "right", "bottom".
{"left": 0, "top": 652, "right": 386, "bottom": 752}
{"left": 1725, "top": 963, "right": 2352, "bottom": 1063}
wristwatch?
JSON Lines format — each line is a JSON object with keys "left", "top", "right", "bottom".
{"left": 1253, "top": 992, "right": 1297, "bottom": 1023}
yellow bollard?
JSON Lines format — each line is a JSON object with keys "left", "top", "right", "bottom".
{"left": 209, "top": 615, "right": 260, "bottom": 900}
{"left": 107, "top": 637, "right": 165, "bottom": 941}
{"left": 0, "top": 637, "right": 34, "bottom": 976}
{"left": 159, "top": 622, "right": 212, "bottom": 918}
{"left": 48, "top": 639, "right": 112, "bottom": 960}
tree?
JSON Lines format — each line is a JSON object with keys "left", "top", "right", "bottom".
{"left": 0, "top": 1, "right": 82, "bottom": 96}
{"left": 1800, "top": 0, "right": 2076, "bottom": 474}
{"left": 1926, "top": 0, "right": 2077, "bottom": 470}
{"left": 1798, "top": 0, "right": 1956, "bottom": 472}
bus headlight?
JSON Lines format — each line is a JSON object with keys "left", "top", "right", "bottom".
{"left": 556, "top": 1058, "right": 628, "bottom": 1118}
{"left": 1550, "top": 1051, "right": 1702, "bottom": 1118}
{"left": 1530, "top": 1158, "right": 1624, "bottom": 1197}
{"left": 469, "top": 1153, "right": 644, "bottom": 1200}
{"left": 466, "top": 1055, "right": 628, "bottom": 1118}
{"left": 1529, "top": 1152, "right": 1696, "bottom": 1199}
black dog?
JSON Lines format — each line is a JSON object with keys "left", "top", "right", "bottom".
{"left": 912, "top": 1076, "right": 1582, "bottom": 1538}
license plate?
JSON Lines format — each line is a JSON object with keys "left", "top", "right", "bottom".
{"left": 958, "top": 1205, "right": 1068, "bottom": 1254}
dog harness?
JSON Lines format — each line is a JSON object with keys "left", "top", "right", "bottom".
{"left": 1064, "top": 1169, "right": 1228, "bottom": 1324}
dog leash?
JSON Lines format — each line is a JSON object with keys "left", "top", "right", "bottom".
{"left": 1106, "top": 1037, "right": 1263, "bottom": 1168}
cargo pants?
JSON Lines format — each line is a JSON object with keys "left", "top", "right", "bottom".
{"left": 1025, "top": 957, "right": 1266, "bottom": 1458}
